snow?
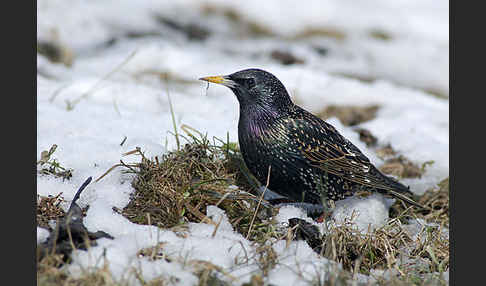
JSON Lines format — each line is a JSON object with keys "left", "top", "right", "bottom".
{"left": 37, "top": 227, "right": 50, "bottom": 244}
{"left": 331, "top": 194, "right": 395, "bottom": 233}
{"left": 275, "top": 205, "right": 312, "bottom": 225}
{"left": 37, "top": 0, "right": 448, "bottom": 284}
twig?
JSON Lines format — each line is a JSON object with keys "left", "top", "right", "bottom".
{"left": 120, "top": 136, "right": 127, "bottom": 146}
{"left": 95, "top": 148, "right": 143, "bottom": 182}
{"left": 68, "top": 176, "right": 92, "bottom": 212}
{"left": 352, "top": 255, "right": 362, "bottom": 285}
{"left": 215, "top": 190, "right": 236, "bottom": 207}
{"left": 94, "top": 164, "right": 123, "bottom": 183}
{"left": 183, "top": 202, "right": 216, "bottom": 226}
{"left": 211, "top": 215, "right": 224, "bottom": 238}
{"left": 122, "top": 148, "right": 143, "bottom": 156}
{"left": 180, "top": 124, "right": 204, "bottom": 141}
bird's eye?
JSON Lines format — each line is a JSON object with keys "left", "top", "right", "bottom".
{"left": 246, "top": 78, "right": 256, "bottom": 89}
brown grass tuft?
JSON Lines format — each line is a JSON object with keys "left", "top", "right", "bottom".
{"left": 114, "top": 131, "right": 277, "bottom": 242}
{"left": 322, "top": 213, "right": 448, "bottom": 281}
{"left": 323, "top": 217, "right": 412, "bottom": 274}
{"left": 37, "top": 193, "right": 66, "bottom": 230}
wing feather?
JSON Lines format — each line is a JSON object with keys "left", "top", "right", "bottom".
{"left": 283, "top": 117, "right": 397, "bottom": 192}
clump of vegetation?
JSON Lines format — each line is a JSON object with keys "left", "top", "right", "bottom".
{"left": 37, "top": 193, "right": 66, "bottom": 230}
{"left": 37, "top": 144, "right": 73, "bottom": 181}
{"left": 323, "top": 217, "right": 407, "bottom": 273}
{"left": 111, "top": 128, "right": 278, "bottom": 242}
{"left": 318, "top": 214, "right": 448, "bottom": 283}
{"left": 315, "top": 176, "right": 449, "bottom": 283}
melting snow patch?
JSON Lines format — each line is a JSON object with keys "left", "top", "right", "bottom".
{"left": 331, "top": 193, "right": 395, "bottom": 233}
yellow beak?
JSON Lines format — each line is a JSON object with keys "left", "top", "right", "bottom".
{"left": 199, "top": 75, "right": 237, "bottom": 88}
{"left": 198, "top": 75, "right": 225, "bottom": 84}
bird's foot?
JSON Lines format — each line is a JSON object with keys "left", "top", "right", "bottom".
{"left": 315, "top": 210, "right": 332, "bottom": 223}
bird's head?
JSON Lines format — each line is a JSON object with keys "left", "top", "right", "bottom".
{"left": 199, "top": 69, "right": 294, "bottom": 114}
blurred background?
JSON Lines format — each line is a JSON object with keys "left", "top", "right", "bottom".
{"left": 37, "top": 0, "right": 448, "bottom": 98}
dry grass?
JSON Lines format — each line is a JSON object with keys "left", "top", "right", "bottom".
{"left": 37, "top": 144, "right": 73, "bottom": 181}
{"left": 390, "top": 178, "right": 449, "bottom": 227}
{"left": 323, "top": 218, "right": 410, "bottom": 274}
{"left": 37, "top": 193, "right": 66, "bottom": 230}
{"left": 320, "top": 215, "right": 448, "bottom": 282}
{"left": 319, "top": 176, "right": 449, "bottom": 283}
{"left": 113, "top": 129, "right": 278, "bottom": 243}
{"left": 37, "top": 254, "right": 128, "bottom": 286}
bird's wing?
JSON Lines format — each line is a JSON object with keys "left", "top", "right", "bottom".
{"left": 284, "top": 117, "right": 397, "bottom": 192}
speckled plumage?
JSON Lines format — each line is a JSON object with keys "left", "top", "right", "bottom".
{"left": 200, "top": 69, "right": 422, "bottom": 208}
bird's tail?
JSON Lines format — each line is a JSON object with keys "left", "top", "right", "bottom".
{"left": 386, "top": 189, "right": 426, "bottom": 209}
{"left": 382, "top": 175, "right": 428, "bottom": 210}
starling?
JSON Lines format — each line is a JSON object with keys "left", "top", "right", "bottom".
{"left": 199, "top": 69, "right": 423, "bottom": 210}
